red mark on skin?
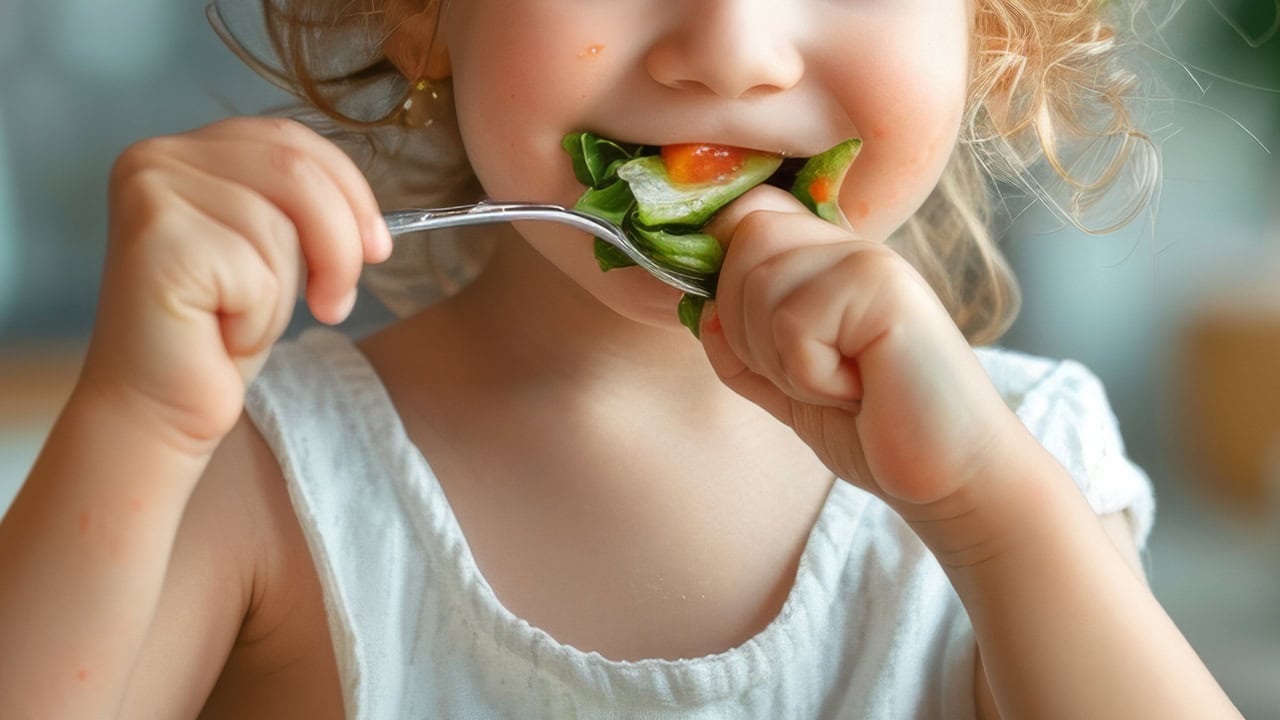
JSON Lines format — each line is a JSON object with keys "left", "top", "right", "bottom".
{"left": 577, "top": 44, "right": 605, "bottom": 60}
{"left": 76, "top": 668, "right": 90, "bottom": 682}
{"left": 870, "top": 126, "right": 889, "bottom": 140}
{"left": 78, "top": 511, "right": 91, "bottom": 536}
{"left": 854, "top": 201, "right": 871, "bottom": 219}
{"left": 129, "top": 498, "right": 143, "bottom": 513}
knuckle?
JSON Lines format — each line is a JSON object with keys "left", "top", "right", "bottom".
{"left": 112, "top": 165, "right": 167, "bottom": 206}
{"left": 223, "top": 115, "right": 310, "bottom": 142}
{"left": 267, "top": 143, "right": 317, "bottom": 180}
{"left": 853, "top": 244, "right": 907, "bottom": 274}
{"left": 740, "top": 250, "right": 789, "bottom": 300}
{"left": 110, "top": 138, "right": 171, "bottom": 186}
{"left": 112, "top": 172, "right": 186, "bottom": 243}
{"left": 833, "top": 245, "right": 911, "bottom": 290}
{"left": 260, "top": 116, "right": 310, "bottom": 139}
{"left": 734, "top": 209, "right": 790, "bottom": 246}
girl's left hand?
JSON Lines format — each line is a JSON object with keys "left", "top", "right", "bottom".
{"left": 702, "top": 186, "right": 1026, "bottom": 509}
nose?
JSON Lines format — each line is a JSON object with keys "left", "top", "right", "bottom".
{"left": 644, "top": 0, "right": 805, "bottom": 99}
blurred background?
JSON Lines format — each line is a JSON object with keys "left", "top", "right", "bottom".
{"left": 1, "top": 0, "right": 1277, "bottom": 715}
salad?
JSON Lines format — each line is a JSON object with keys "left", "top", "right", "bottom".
{"left": 563, "top": 132, "right": 861, "bottom": 334}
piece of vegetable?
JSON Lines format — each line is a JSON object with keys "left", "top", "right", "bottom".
{"left": 563, "top": 132, "right": 861, "bottom": 336}
{"left": 661, "top": 143, "right": 758, "bottom": 185}
{"left": 789, "top": 139, "right": 862, "bottom": 224}
{"left": 618, "top": 152, "right": 782, "bottom": 227}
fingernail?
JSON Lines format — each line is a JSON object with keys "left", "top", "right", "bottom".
{"left": 336, "top": 288, "right": 358, "bottom": 322}
{"left": 367, "top": 217, "right": 392, "bottom": 261}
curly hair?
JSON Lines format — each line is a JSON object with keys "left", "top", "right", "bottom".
{"left": 221, "top": 0, "right": 1158, "bottom": 344}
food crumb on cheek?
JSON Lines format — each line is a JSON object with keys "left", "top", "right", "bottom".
{"left": 576, "top": 44, "right": 605, "bottom": 60}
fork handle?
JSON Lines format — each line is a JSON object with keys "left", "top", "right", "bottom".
{"left": 382, "top": 202, "right": 587, "bottom": 236}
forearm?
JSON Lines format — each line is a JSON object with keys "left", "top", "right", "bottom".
{"left": 0, "top": 387, "right": 211, "bottom": 718}
{"left": 906, "top": 432, "right": 1240, "bottom": 720}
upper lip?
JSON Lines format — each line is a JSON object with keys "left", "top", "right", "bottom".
{"left": 622, "top": 136, "right": 824, "bottom": 159}
{"left": 593, "top": 123, "right": 844, "bottom": 159}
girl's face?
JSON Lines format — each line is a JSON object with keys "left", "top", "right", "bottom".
{"left": 440, "top": 0, "right": 973, "bottom": 328}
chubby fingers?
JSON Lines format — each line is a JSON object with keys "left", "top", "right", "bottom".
{"left": 702, "top": 185, "right": 871, "bottom": 410}
{"left": 186, "top": 118, "right": 391, "bottom": 324}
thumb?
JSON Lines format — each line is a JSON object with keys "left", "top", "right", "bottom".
{"left": 704, "top": 184, "right": 815, "bottom": 248}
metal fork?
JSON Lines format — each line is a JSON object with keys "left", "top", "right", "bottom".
{"left": 381, "top": 202, "right": 715, "bottom": 298}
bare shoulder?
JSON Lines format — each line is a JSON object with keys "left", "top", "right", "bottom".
{"left": 119, "top": 415, "right": 342, "bottom": 719}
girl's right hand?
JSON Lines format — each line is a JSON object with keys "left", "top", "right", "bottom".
{"left": 80, "top": 117, "right": 391, "bottom": 458}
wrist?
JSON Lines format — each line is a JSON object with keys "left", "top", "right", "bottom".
{"left": 893, "top": 424, "right": 1088, "bottom": 574}
{"left": 70, "top": 371, "right": 226, "bottom": 463}
{"left": 54, "top": 381, "right": 224, "bottom": 509}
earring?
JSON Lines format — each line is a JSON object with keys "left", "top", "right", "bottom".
{"left": 399, "top": 78, "right": 438, "bottom": 128}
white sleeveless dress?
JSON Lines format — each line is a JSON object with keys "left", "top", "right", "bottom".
{"left": 244, "top": 328, "right": 1154, "bottom": 719}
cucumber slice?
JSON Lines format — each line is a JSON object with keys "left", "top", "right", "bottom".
{"left": 789, "top": 139, "right": 862, "bottom": 224}
{"left": 617, "top": 153, "right": 783, "bottom": 227}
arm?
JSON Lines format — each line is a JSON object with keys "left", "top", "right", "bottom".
{"left": 915, "top": 438, "right": 1239, "bottom": 720}
{"left": 699, "top": 186, "right": 1240, "bottom": 719}
{"left": 0, "top": 410, "right": 264, "bottom": 718}
{"left": 0, "top": 116, "right": 387, "bottom": 719}
{"left": 972, "top": 511, "right": 1146, "bottom": 720}
{"left": 0, "top": 389, "right": 215, "bottom": 717}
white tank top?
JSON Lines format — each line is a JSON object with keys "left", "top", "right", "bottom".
{"left": 244, "top": 328, "right": 1153, "bottom": 719}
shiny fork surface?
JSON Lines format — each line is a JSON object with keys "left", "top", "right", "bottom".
{"left": 381, "top": 202, "right": 715, "bottom": 298}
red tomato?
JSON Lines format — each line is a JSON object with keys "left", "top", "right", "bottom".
{"left": 661, "top": 143, "right": 758, "bottom": 185}
{"left": 808, "top": 176, "right": 832, "bottom": 204}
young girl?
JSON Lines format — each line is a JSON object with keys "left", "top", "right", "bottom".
{"left": 0, "top": 0, "right": 1245, "bottom": 717}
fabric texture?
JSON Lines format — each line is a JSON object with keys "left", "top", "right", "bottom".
{"left": 244, "top": 328, "right": 1155, "bottom": 719}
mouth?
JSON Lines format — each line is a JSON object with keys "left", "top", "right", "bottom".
{"left": 597, "top": 138, "right": 824, "bottom": 190}
{"left": 762, "top": 155, "right": 811, "bottom": 192}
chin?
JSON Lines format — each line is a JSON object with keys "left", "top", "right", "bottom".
{"left": 583, "top": 267, "right": 698, "bottom": 331}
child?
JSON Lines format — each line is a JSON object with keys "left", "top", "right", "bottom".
{"left": 0, "top": 0, "right": 1244, "bottom": 717}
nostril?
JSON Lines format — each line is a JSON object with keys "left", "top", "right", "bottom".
{"left": 644, "top": 16, "right": 804, "bottom": 99}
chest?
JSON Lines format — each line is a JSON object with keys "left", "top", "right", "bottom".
{"left": 422, "top": 430, "right": 836, "bottom": 661}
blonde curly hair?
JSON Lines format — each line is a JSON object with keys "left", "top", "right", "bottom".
{"left": 215, "top": 0, "right": 1158, "bottom": 344}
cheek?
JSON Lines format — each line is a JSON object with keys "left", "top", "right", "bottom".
{"left": 446, "top": 7, "right": 621, "bottom": 204}
{"left": 827, "top": 34, "right": 970, "bottom": 239}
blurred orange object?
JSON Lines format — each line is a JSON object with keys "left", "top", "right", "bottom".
{"left": 0, "top": 343, "right": 85, "bottom": 425}
{"left": 1179, "top": 311, "right": 1280, "bottom": 511}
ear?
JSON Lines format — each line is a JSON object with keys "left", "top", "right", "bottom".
{"left": 382, "top": 0, "right": 451, "bottom": 81}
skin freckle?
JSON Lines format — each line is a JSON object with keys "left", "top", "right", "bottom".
{"left": 76, "top": 668, "right": 89, "bottom": 682}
